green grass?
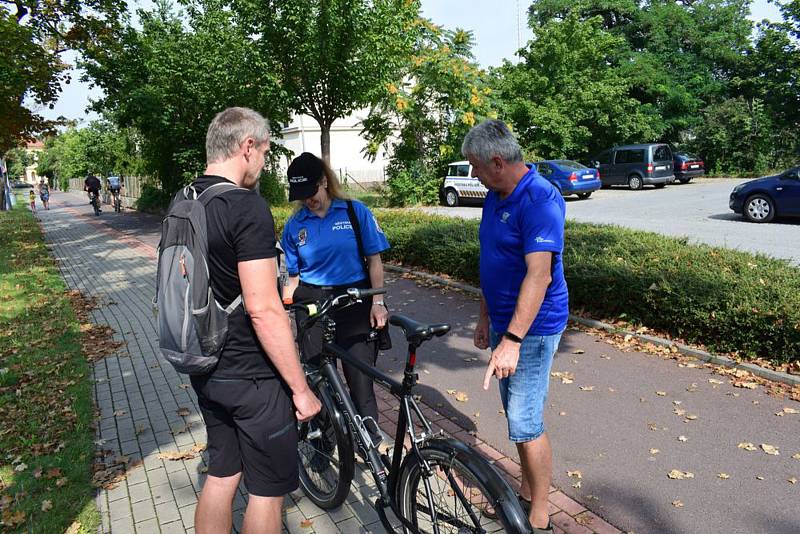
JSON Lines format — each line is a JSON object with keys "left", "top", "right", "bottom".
{"left": 0, "top": 201, "right": 99, "bottom": 533}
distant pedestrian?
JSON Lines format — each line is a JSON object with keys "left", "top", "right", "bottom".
{"left": 39, "top": 180, "right": 50, "bottom": 210}
{"left": 29, "top": 188, "right": 36, "bottom": 212}
{"left": 463, "top": 119, "right": 569, "bottom": 533}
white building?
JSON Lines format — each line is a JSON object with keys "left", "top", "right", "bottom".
{"left": 276, "top": 111, "right": 392, "bottom": 187}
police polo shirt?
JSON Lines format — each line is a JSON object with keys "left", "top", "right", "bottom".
{"left": 282, "top": 199, "right": 390, "bottom": 286}
{"left": 479, "top": 166, "right": 569, "bottom": 336}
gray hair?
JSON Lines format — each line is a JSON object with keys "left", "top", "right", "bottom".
{"left": 206, "top": 107, "right": 271, "bottom": 164}
{"left": 461, "top": 119, "right": 523, "bottom": 164}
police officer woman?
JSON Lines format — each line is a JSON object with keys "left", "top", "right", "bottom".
{"left": 281, "top": 152, "right": 390, "bottom": 445}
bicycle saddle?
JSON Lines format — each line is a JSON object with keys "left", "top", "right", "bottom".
{"left": 389, "top": 314, "right": 450, "bottom": 346}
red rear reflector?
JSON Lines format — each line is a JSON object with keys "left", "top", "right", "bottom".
{"left": 569, "top": 173, "right": 577, "bottom": 182}
{"left": 647, "top": 164, "right": 654, "bottom": 173}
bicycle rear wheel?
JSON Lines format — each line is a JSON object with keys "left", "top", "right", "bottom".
{"left": 297, "top": 381, "right": 355, "bottom": 509}
{"left": 396, "top": 439, "right": 531, "bottom": 534}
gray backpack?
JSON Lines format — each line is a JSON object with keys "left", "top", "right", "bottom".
{"left": 154, "top": 182, "right": 244, "bottom": 375}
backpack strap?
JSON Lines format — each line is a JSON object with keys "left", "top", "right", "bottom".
{"left": 196, "top": 181, "right": 244, "bottom": 205}
{"left": 195, "top": 181, "right": 247, "bottom": 313}
{"left": 345, "top": 200, "right": 370, "bottom": 278}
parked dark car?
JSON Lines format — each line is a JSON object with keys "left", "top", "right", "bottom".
{"left": 534, "top": 160, "right": 601, "bottom": 199}
{"left": 590, "top": 144, "right": 674, "bottom": 190}
{"left": 11, "top": 181, "right": 33, "bottom": 189}
{"left": 729, "top": 166, "right": 800, "bottom": 223}
{"left": 673, "top": 152, "right": 705, "bottom": 183}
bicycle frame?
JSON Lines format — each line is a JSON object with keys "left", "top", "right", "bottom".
{"left": 302, "top": 311, "right": 440, "bottom": 533}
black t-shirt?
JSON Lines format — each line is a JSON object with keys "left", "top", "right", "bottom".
{"left": 85, "top": 176, "right": 101, "bottom": 192}
{"left": 192, "top": 175, "right": 279, "bottom": 378}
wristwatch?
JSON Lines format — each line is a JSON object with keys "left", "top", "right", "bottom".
{"left": 373, "top": 300, "right": 386, "bottom": 307}
{"left": 502, "top": 331, "right": 523, "bottom": 344}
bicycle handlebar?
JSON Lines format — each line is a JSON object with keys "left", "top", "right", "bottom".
{"left": 286, "top": 287, "right": 387, "bottom": 323}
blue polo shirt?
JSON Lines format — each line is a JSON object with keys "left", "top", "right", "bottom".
{"left": 282, "top": 199, "right": 390, "bottom": 286}
{"left": 479, "top": 166, "right": 569, "bottom": 336}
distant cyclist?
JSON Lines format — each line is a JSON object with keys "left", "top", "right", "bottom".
{"left": 38, "top": 179, "right": 50, "bottom": 210}
{"left": 107, "top": 175, "right": 124, "bottom": 211}
{"left": 84, "top": 174, "right": 102, "bottom": 214}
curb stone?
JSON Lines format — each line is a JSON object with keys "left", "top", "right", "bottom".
{"left": 383, "top": 264, "right": 800, "bottom": 388}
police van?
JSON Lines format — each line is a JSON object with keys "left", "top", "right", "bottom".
{"left": 440, "top": 161, "right": 487, "bottom": 207}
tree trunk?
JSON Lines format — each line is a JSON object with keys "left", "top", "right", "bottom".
{"left": 320, "top": 122, "right": 331, "bottom": 164}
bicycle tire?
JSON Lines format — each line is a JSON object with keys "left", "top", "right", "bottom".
{"left": 297, "top": 380, "right": 355, "bottom": 509}
{"left": 396, "top": 438, "right": 531, "bottom": 534}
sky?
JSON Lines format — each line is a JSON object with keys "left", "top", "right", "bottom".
{"left": 35, "top": 0, "right": 784, "bottom": 124}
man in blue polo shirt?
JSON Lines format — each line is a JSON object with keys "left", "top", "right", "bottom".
{"left": 462, "top": 119, "right": 568, "bottom": 533}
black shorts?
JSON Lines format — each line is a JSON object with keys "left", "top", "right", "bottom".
{"left": 191, "top": 376, "right": 299, "bottom": 497}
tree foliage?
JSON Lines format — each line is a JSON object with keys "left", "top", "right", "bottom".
{"left": 36, "top": 122, "right": 147, "bottom": 189}
{"left": 82, "top": 0, "right": 289, "bottom": 195}
{"left": 494, "top": 12, "right": 664, "bottom": 161}
{"left": 229, "top": 0, "right": 419, "bottom": 162}
{"left": 0, "top": 0, "right": 124, "bottom": 152}
{"left": 361, "top": 20, "right": 496, "bottom": 205}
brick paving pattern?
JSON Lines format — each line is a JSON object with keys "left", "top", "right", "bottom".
{"left": 35, "top": 194, "right": 621, "bottom": 534}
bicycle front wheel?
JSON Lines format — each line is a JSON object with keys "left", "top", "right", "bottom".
{"left": 297, "top": 381, "right": 355, "bottom": 509}
{"left": 396, "top": 439, "right": 531, "bottom": 534}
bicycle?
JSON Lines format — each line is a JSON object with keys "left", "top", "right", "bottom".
{"left": 288, "top": 287, "right": 531, "bottom": 534}
{"left": 88, "top": 190, "right": 101, "bottom": 216}
{"left": 110, "top": 189, "right": 122, "bottom": 212}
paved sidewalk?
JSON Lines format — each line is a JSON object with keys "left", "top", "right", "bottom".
{"left": 37, "top": 192, "right": 617, "bottom": 534}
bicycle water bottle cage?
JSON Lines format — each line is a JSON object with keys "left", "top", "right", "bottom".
{"left": 388, "top": 314, "right": 450, "bottom": 347}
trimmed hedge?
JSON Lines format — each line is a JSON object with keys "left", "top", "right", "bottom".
{"left": 271, "top": 206, "right": 800, "bottom": 364}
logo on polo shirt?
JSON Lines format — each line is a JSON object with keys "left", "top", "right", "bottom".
{"left": 535, "top": 236, "right": 555, "bottom": 244}
{"left": 501, "top": 211, "right": 511, "bottom": 223}
{"left": 331, "top": 220, "right": 353, "bottom": 231}
{"left": 298, "top": 228, "right": 308, "bottom": 246}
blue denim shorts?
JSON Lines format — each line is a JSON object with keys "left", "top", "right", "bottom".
{"left": 490, "top": 328, "right": 563, "bottom": 443}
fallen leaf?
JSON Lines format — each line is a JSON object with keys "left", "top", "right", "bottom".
{"left": 56, "top": 477, "right": 68, "bottom": 487}
{"left": 572, "top": 349, "right": 585, "bottom": 354}
{"left": 792, "top": 453, "right": 800, "bottom": 460}
{"left": 567, "top": 470, "right": 582, "bottom": 479}
{"left": 559, "top": 411, "right": 567, "bottom": 416}
{"left": 46, "top": 468, "right": 62, "bottom": 478}
{"left": 656, "top": 391, "right": 667, "bottom": 396}
{"left": 572, "top": 481, "right": 582, "bottom": 488}
{"left": 300, "top": 519, "right": 314, "bottom": 528}
{"left": 789, "top": 478, "right": 797, "bottom": 485}
{"left": 678, "top": 436, "right": 688, "bottom": 442}
{"left": 1, "top": 510, "right": 26, "bottom": 528}
{"left": 177, "top": 407, "right": 191, "bottom": 417}
{"left": 446, "top": 389, "right": 456, "bottom": 395}
{"left": 708, "top": 378, "right": 724, "bottom": 385}
{"left": 608, "top": 387, "right": 616, "bottom": 392}
{"left": 64, "top": 521, "right": 82, "bottom": 534}
{"left": 14, "top": 463, "right": 27, "bottom": 473}
{"left": 454, "top": 391, "right": 469, "bottom": 402}
{"left": 718, "top": 473, "right": 730, "bottom": 479}
{"left": 178, "top": 384, "right": 190, "bottom": 389}
{"left": 672, "top": 500, "right": 684, "bottom": 508}
{"left": 579, "top": 386, "right": 595, "bottom": 391}
{"left": 41, "top": 500, "right": 52, "bottom": 512}
{"left": 734, "top": 381, "right": 759, "bottom": 390}
{"left": 667, "top": 469, "right": 694, "bottom": 480}
{"left": 685, "top": 415, "right": 698, "bottom": 421}
{"left": 113, "top": 410, "right": 126, "bottom": 417}
{"left": 473, "top": 412, "right": 480, "bottom": 418}
{"left": 649, "top": 448, "right": 660, "bottom": 455}
{"left": 761, "top": 443, "right": 780, "bottom": 456}
{"left": 756, "top": 475, "right": 764, "bottom": 480}
{"left": 782, "top": 407, "right": 799, "bottom": 414}
{"left": 33, "top": 467, "right": 43, "bottom": 479}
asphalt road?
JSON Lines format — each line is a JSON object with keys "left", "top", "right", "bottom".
{"left": 424, "top": 178, "right": 800, "bottom": 266}
{"left": 50, "top": 190, "right": 800, "bottom": 534}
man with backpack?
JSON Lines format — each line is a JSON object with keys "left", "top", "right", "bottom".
{"left": 157, "top": 107, "right": 320, "bottom": 534}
